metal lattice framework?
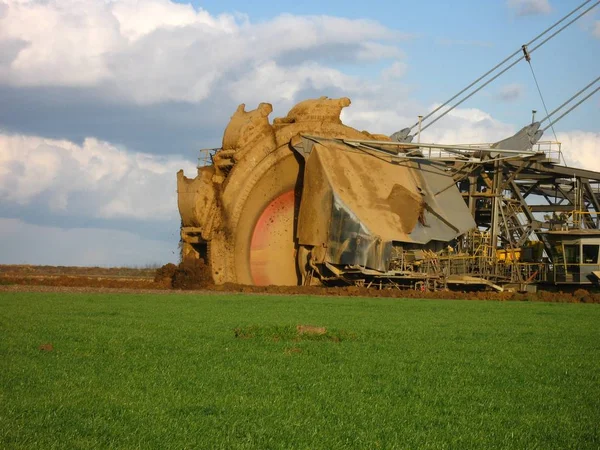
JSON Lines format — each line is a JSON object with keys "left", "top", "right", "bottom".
{"left": 329, "top": 137, "right": 600, "bottom": 288}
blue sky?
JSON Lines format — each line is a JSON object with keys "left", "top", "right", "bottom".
{"left": 0, "top": 0, "right": 598, "bottom": 266}
{"left": 182, "top": 0, "right": 600, "bottom": 131}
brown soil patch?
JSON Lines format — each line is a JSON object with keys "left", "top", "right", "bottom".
{"left": 2, "top": 265, "right": 599, "bottom": 303}
{"left": 154, "top": 263, "right": 178, "bottom": 286}
{"left": 210, "top": 282, "right": 600, "bottom": 303}
{"left": 387, "top": 183, "right": 425, "bottom": 232}
{"left": 0, "top": 264, "right": 164, "bottom": 290}
{"left": 297, "top": 324, "right": 327, "bottom": 336}
{"left": 171, "top": 259, "right": 212, "bottom": 290}
{"left": 0, "top": 285, "right": 200, "bottom": 295}
{"left": 0, "top": 274, "right": 164, "bottom": 290}
{"left": 38, "top": 343, "right": 53, "bottom": 352}
{"left": 0, "top": 264, "right": 155, "bottom": 278}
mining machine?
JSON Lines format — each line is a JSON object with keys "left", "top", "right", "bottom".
{"left": 177, "top": 97, "right": 476, "bottom": 289}
{"left": 177, "top": 1, "right": 600, "bottom": 291}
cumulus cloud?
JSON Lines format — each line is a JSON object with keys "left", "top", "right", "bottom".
{"left": 0, "top": 0, "right": 403, "bottom": 104}
{"left": 381, "top": 61, "right": 407, "bottom": 81}
{"left": 0, "top": 133, "right": 196, "bottom": 220}
{"left": 507, "top": 0, "right": 552, "bottom": 16}
{"left": 228, "top": 61, "right": 359, "bottom": 106}
{"left": 343, "top": 99, "right": 516, "bottom": 145}
{"left": 417, "top": 107, "right": 516, "bottom": 144}
{"left": 497, "top": 83, "right": 524, "bottom": 102}
{"left": 557, "top": 130, "right": 600, "bottom": 171}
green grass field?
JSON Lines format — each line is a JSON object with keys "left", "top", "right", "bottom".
{"left": 1, "top": 292, "right": 599, "bottom": 449}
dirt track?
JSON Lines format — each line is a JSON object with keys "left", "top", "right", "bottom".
{"left": 1, "top": 264, "right": 599, "bottom": 303}
{"left": 0, "top": 264, "right": 163, "bottom": 290}
{"left": 0, "top": 264, "right": 156, "bottom": 278}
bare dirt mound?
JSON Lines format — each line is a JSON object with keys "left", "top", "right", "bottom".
{"left": 170, "top": 259, "right": 212, "bottom": 290}
{"left": 154, "top": 263, "right": 178, "bottom": 287}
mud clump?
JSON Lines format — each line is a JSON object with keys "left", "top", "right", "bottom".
{"left": 171, "top": 259, "right": 213, "bottom": 290}
{"left": 39, "top": 343, "right": 53, "bottom": 352}
{"left": 154, "top": 263, "right": 178, "bottom": 287}
{"left": 387, "top": 184, "right": 425, "bottom": 233}
{"left": 572, "top": 288, "right": 593, "bottom": 303}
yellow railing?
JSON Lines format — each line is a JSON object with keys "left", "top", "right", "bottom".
{"left": 571, "top": 210, "right": 600, "bottom": 228}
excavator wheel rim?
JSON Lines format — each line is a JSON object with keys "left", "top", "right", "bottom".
{"left": 209, "top": 145, "right": 302, "bottom": 286}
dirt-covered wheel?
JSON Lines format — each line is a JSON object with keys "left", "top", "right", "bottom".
{"left": 209, "top": 146, "right": 303, "bottom": 286}
{"left": 177, "top": 97, "right": 379, "bottom": 286}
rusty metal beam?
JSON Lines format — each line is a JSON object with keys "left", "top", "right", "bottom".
{"left": 508, "top": 161, "right": 600, "bottom": 182}
{"left": 521, "top": 180, "right": 542, "bottom": 199}
{"left": 530, "top": 204, "right": 574, "bottom": 212}
{"left": 509, "top": 181, "right": 537, "bottom": 224}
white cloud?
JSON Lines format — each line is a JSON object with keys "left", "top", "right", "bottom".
{"left": 557, "top": 130, "right": 600, "bottom": 171}
{"left": 507, "top": 0, "right": 552, "bottom": 16}
{"left": 0, "top": 133, "right": 196, "bottom": 220}
{"left": 417, "top": 107, "right": 516, "bottom": 144}
{"left": 110, "top": 0, "right": 236, "bottom": 42}
{"left": 229, "top": 61, "right": 360, "bottom": 106}
{"left": 0, "top": 218, "right": 177, "bottom": 266}
{"left": 343, "top": 100, "right": 516, "bottom": 145}
{"left": 0, "top": 0, "right": 120, "bottom": 86}
{"left": 381, "top": 61, "right": 407, "bottom": 81}
{"left": 0, "top": 0, "right": 402, "bottom": 103}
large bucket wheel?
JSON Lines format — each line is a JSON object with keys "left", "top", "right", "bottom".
{"left": 210, "top": 145, "right": 303, "bottom": 286}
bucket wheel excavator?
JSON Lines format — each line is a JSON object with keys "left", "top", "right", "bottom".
{"left": 177, "top": 97, "right": 474, "bottom": 287}
{"left": 178, "top": 1, "right": 600, "bottom": 290}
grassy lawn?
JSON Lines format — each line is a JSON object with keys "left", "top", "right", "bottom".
{"left": 1, "top": 292, "right": 599, "bottom": 449}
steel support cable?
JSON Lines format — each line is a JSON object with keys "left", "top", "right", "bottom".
{"left": 527, "top": 61, "right": 558, "bottom": 141}
{"left": 417, "top": 3, "right": 600, "bottom": 137}
{"left": 417, "top": 0, "right": 600, "bottom": 136}
{"left": 408, "top": 0, "right": 595, "bottom": 132}
{"left": 527, "top": 0, "right": 599, "bottom": 53}
{"left": 419, "top": 56, "right": 524, "bottom": 133}
{"left": 539, "top": 75, "right": 600, "bottom": 123}
{"left": 542, "top": 85, "right": 600, "bottom": 132}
